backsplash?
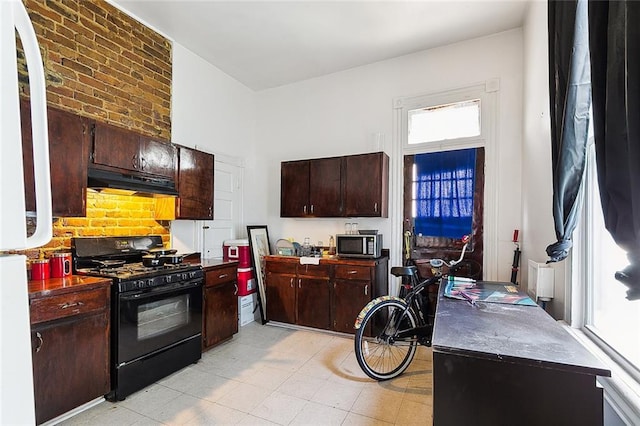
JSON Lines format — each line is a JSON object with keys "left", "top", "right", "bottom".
{"left": 23, "top": 191, "right": 170, "bottom": 260}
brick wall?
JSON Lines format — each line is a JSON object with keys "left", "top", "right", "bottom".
{"left": 26, "top": 191, "right": 171, "bottom": 259}
{"left": 17, "top": 0, "right": 174, "bottom": 260}
{"left": 19, "top": 0, "right": 172, "bottom": 140}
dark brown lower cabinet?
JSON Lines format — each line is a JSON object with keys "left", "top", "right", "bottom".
{"left": 203, "top": 263, "right": 239, "bottom": 350}
{"left": 265, "top": 272, "right": 296, "bottom": 324}
{"left": 265, "top": 256, "right": 388, "bottom": 333}
{"left": 29, "top": 282, "right": 110, "bottom": 425}
{"left": 297, "top": 277, "right": 331, "bottom": 329}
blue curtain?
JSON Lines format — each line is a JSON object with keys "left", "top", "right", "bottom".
{"left": 414, "top": 149, "right": 476, "bottom": 239}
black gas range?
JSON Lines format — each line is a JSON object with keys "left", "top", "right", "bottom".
{"left": 72, "top": 236, "right": 203, "bottom": 401}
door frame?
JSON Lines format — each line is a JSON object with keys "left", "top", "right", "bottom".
{"left": 391, "top": 81, "right": 499, "bottom": 295}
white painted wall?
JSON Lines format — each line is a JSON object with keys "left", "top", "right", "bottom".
{"left": 521, "top": 1, "right": 567, "bottom": 319}
{"left": 251, "top": 29, "right": 524, "bottom": 283}
{"left": 170, "top": 43, "right": 256, "bottom": 252}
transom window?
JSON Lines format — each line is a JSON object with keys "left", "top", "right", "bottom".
{"left": 408, "top": 99, "right": 481, "bottom": 145}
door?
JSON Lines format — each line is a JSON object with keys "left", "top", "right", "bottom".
{"left": 309, "top": 157, "right": 343, "bottom": 216}
{"left": 177, "top": 146, "right": 214, "bottom": 219}
{"left": 31, "top": 312, "right": 110, "bottom": 424}
{"left": 333, "top": 279, "right": 371, "bottom": 334}
{"left": 281, "top": 160, "right": 309, "bottom": 217}
{"left": 116, "top": 281, "right": 202, "bottom": 364}
{"left": 297, "top": 277, "right": 331, "bottom": 329}
{"left": 203, "top": 280, "right": 238, "bottom": 348}
{"left": 265, "top": 272, "right": 296, "bottom": 323}
{"left": 205, "top": 160, "right": 243, "bottom": 258}
{"left": 21, "top": 100, "right": 89, "bottom": 216}
{"left": 92, "top": 122, "right": 140, "bottom": 172}
{"left": 344, "top": 152, "right": 389, "bottom": 217}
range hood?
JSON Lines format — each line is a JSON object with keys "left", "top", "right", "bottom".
{"left": 87, "top": 168, "right": 178, "bottom": 196}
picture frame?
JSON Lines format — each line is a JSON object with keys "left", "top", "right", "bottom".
{"left": 247, "top": 225, "right": 271, "bottom": 324}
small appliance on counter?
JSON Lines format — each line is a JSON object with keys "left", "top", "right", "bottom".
{"left": 336, "top": 232, "right": 383, "bottom": 258}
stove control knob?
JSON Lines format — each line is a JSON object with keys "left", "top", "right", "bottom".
{"left": 137, "top": 280, "right": 145, "bottom": 289}
{"left": 189, "top": 271, "right": 197, "bottom": 279}
{"left": 147, "top": 279, "right": 154, "bottom": 288}
{"left": 164, "top": 275, "right": 172, "bottom": 283}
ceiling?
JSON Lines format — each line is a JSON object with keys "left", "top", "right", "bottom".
{"left": 111, "top": 1, "right": 529, "bottom": 91}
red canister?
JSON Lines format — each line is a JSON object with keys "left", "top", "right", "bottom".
{"left": 49, "top": 252, "right": 72, "bottom": 278}
{"left": 31, "top": 259, "right": 50, "bottom": 280}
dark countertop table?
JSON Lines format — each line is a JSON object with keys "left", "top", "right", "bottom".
{"left": 432, "top": 281, "right": 610, "bottom": 426}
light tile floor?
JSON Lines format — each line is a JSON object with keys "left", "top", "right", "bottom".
{"left": 60, "top": 322, "right": 433, "bottom": 425}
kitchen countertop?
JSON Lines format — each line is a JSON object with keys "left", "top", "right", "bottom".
{"left": 200, "top": 259, "right": 239, "bottom": 270}
{"left": 264, "top": 254, "right": 387, "bottom": 266}
{"left": 28, "top": 275, "right": 112, "bottom": 299}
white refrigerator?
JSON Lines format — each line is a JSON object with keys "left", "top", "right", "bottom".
{"left": 0, "top": 1, "right": 52, "bottom": 424}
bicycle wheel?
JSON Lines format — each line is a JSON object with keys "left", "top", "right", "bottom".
{"left": 354, "top": 299, "right": 418, "bottom": 380}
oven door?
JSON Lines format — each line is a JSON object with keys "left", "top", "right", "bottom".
{"left": 116, "top": 278, "right": 202, "bottom": 364}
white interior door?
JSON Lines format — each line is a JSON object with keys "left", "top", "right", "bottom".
{"left": 202, "top": 160, "right": 243, "bottom": 259}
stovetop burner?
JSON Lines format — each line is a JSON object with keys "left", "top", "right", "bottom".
{"left": 76, "top": 262, "right": 199, "bottom": 280}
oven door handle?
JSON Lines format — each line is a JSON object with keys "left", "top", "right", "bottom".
{"left": 120, "top": 279, "right": 202, "bottom": 301}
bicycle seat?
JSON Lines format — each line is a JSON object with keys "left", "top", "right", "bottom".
{"left": 390, "top": 266, "right": 419, "bottom": 278}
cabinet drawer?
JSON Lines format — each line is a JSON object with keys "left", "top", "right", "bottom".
{"left": 334, "top": 265, "right": 372, "bottom": 281}
{"left": 298, "top": 263, "right": 331, "bottom": 278}
{"left": 206, "top": 266, "right": 237, "bottom": 287}
{"left": 265, "top": 260, "right": 297, "bottom": 275}
{"left": 30, "top": 287, "right": 108, "bottom": 324}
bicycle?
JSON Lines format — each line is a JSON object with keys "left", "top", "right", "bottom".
{"left": 353, "top": 235, "right": 470, "bottom": 381}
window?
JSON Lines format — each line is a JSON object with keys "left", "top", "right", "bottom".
{"left": 408, "top": 99, "right": 480, "bottom": 145}
{"left": 581, "top": 141, "right": 640, "bottom": 376}
{"left": 412, "top": 149, "right": 476, "bottom": 239}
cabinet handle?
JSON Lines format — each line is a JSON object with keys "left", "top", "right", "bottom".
{"left": 298, "top": 279, "right": 302, "bottom": 289}
{"left": 234, "top": 284, "right": 238, "bottom": 295}
{"left": 311, "top": 204, "right": 314, "bottom": 214}
{"left": 218, "top": 274, "right": 229, "bottom": 279}
{"left": 348, "top": 270, "right": 357, "bottom": 275}
{"left": 35, "top": 332, "right": 43, "bottom": 353}
{"left": 374, "top": 202, "right": 378, "bottom": 213}
{"left": 140, "top": 157, "right": 147, "bottom": 171}
{"left": 60, "top": 301, "right": 84, "bottom": 310}
{"left": 364, "top": 286, "right": 368, "bottom": 296}
{"left": 303, "top": 205, "right": 307, "bottom": 214}
{"left": 209, "top": 206, "right": 212, "bottom": 217}
{"left": 290, "top": 278, "right": 294, "bottom": 288}
{"left": 132, "top": 154, "right": 138, "bottom": 169}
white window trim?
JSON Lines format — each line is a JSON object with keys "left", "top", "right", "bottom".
{"left": 390, "top": 80, "right": 499, "bottom": 292}
{"left": 571, "top": 140, "right": 640, "bottom": 424}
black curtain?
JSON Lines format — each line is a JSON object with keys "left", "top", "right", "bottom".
{"left": 546, "top": 0, "right": 591, "bottom": 263}
{"left": 588, "top": 1, "right": 640, "bottom": 300}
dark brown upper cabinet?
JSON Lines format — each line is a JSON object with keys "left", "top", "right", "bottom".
{"left": 21, "top": 99, "right": 89, "bottom": 217}
{"left": 91, "top": 122, "right": 176, "bottom": 179}
{"left": 344, "top": 152, "right": 389, "bottom": 217}
{"left": 281, "top": 157, "right": 342, "bottom": 217}
{"left": 176, "top": 145, "right": 214, "bottom": 220}
{"left": 280, "top": 152, "right": 388, "bottom": 218}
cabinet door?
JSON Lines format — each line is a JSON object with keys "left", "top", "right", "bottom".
{"left": 266, "top": 272, "right": 296, "bottom": 323}
{"left": 333, "top": 279, "right": 371, "bottom": 334}
{"left": 344, "top": 152, "right": 389, "bottom": 217}
{"left": 21, "top": 100, "right": 88, "bottom": 216}
{"left": 32, "top": 312, "right": 110, "bottom": 425}
{"left": 281, "top": 160, "right": 310, "bottom": 217}
{"left": 203, "top": 280, "right": 238, "bottom": 349}
{"left": 297, "top": 277, "right": 331, "bottom": 329}
{"left": 92, "top": 122, "right": 140, "bottom": 172}
{"left": 309, "top": 157, "right": 343, "bottom": 217}
{"left": 139, "top": 136, "right": 177, "bottom": 178}
{"left": 177, "top": 146, "right": 214, "bottom": 219}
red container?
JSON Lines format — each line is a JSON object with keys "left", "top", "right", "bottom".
{"left": 237, "top": 267, "right": 256, "bottom": 296}
{"left": 223, "top": 239, "right": 251, "bottom": 268}
{"left": 49, "top": 252, "right": 72, "bottom": 278}
{"left": 31, "top": 259, "right": 50, "bottom": 280}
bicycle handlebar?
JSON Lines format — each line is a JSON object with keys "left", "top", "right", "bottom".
{"left": 428, "top": 235, "right": 470, "bottom": 268}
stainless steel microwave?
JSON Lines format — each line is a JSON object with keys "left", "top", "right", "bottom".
{"left": 336, "top": 234, "right": 382, "bottom": 258}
